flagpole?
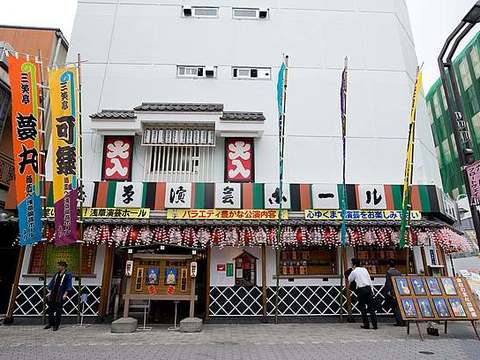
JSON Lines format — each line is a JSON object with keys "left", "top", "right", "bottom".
{"left": 76, "top": 53, "right": 85, "bottom": 324}
{"left": 37, "top": 50, "right": 49, "bottom": 325}
{"left": 275, "top": 55, "right": 288, "bottom": 324}
{"left": 399, "top": 66, "right": 422, "bottom": 271}
{"left": 339, "top": 57, "right": 348, "bottom": 321}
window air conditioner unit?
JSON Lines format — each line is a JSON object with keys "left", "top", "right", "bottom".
{"left": 205, "top": 66, "right": 216, "bottom": 78}
{"left": 183, "top": 6, "right": 192, "bottom": 17}
{"left": 259, "top": 9, "right": 269, "bottom": 19}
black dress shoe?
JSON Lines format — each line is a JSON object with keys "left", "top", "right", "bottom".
{"left": 44, "top": 325, "right": 52, "bottom": 329}
{"left": 372, "top": 325, "right": 378, "bottom": 330}
{"left": 361, "top": 325, "right": 370, "bottom": 329}
{"left": 52, "top": 326, "right": 59, "bottom": 331}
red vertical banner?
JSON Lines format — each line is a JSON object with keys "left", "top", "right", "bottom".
{"left": 7, "top": 54, "right": 43, "bottom": 246}
{"left": 225, "top": 138, "right": 254, "bottom": 182}
{"left": 102, "top": 136, "right": 133, "bottom": 181}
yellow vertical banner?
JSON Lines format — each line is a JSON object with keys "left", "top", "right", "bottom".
{"left": 49, "top": 66, "right": 79, "bottom": 246}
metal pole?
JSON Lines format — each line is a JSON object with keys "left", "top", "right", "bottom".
{"left": 274, "top": 55, "right": 289, "bottom": 324}
{"left": 76, "top": 53, "right": 85, "bottom": 324}
{"left": 36, "top": 50, "right": 50, "bottom": 325}
{"left": 438, "top": 22, "right": 480, "bottom": 248}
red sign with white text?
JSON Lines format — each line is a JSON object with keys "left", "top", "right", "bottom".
{"left": 102, "top": 136, "right": 133, "bottom": 181}
{"left": 225, "top": 138, "right": 254, "bottom": 182}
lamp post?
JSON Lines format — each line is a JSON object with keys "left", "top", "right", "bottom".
{"left": 438, "top": 0, "right": 480, "bottom": 247}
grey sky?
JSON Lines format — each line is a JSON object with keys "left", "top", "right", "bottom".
{"left": 0, "top": 0, "right": 479, "bottom": 89}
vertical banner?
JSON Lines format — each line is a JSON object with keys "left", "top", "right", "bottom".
{"left": 8, "top": 54, "right": 43, "bottom": 246}
{"left": 49, "top": 66, "right": 79, "bottom": 246}
{"left": 340, "top": 57, "right": 348, "bottom": 247}
{"left": 399, "top": 68, "right": 422, "bottom": 248}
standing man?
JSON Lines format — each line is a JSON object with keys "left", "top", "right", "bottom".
{"left": 348, "top": 258, "right": 378, "bottom": 330}
{"left": 383, "top": 259, "right": 405, "bottom": 326}
{"left": 44, "top": 261, "right": 72, "bottom": 331}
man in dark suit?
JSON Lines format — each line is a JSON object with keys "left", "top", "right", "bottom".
{"left": 44, "top": 261, "right": 73, "bottom": 331}
{"left": 383, "top": 259, "right": 405, "bottom": 326}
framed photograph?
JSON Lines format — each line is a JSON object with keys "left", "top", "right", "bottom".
{"left": 146, "top": 268, "right": 159, "bottom": 286}
{"left": 401, "top": 298, "right": 417, "bottom": 318}
{"left": 433, "top": 298, "right": 450, "bottom": 318}
{"left": 165, "top": 267, "right": 178, "bottom": 285}
{"left": 417, "top": 298, "right": 434, "bottom": 318}
{"left": 396, "top": 277, "right": 411, "bottom": 296}
{"left": 426, "top": 277, "right": 442, "bottom": 295}
{"left": 448, "top": 298, "right": 467, "bottom": 317}
{"left": 411, "top": 278, "right": 426, "bottom": 295}
{"left": 441, "top": 278, "right": 457, "bottom": 296}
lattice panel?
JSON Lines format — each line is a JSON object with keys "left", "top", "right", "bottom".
{"left": 13, "top": 284, "right": 101, "bottom": 317}
{"left": 209, "top": 286, "right": 263, "bottom": 316}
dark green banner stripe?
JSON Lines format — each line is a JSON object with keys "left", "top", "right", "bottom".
{"left": 194, "top": 183, "right": 205, "bottom": 208}
{"left": 391, "top": 185, "right": 403, "bottom": 210}
{"left": 253, "top": 183, "right": 264, "bottom": 209}
{"left": 419, "top": 185, "right": 431, "bottom": 212}
{"left": 106, "top": 181, "right": 117, "bottom": 208}
{"left": 290, "top": 184, "right": 301, "bottom": 211}
{"left": 143, "top": 182, "right": 156, "bottom": 209}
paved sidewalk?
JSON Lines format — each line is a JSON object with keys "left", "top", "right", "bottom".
{"left": 0, "top": 321, "right": 479, "bottom": 360}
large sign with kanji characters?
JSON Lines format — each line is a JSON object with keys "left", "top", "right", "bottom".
{"left": 49, "top": 66, "right": 79, "bottom": 246}
{"left": 102, "top": 136, "right": 133, "bottom": 181}
{"left": 225, "top": 138, "right": 254, "bottom": 182}
{"left": 8, "top": 54, "right": 43, "bottom": 245}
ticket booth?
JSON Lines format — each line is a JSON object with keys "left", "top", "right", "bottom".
{"left": 123, "top": 254, "right": 198, "bottom": 319}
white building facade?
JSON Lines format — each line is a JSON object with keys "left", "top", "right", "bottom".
{"left": 15, "top": 1, "right": 467, "bottom": 321}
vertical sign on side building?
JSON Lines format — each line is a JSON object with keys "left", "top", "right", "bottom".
{"left": 8, "top": 54, "right": 42, "bottom": 245}
{"left": 49, "top": 66, "right": 79, "bottom": 246}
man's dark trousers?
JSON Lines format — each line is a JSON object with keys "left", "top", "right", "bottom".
{"left": 357, "top": 286, "right": 377, "bottom": 328}
{"left": 47, "top": 300, "right": 63, "bottom": 327}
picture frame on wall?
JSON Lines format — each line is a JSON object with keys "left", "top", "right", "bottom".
{"left": 441, "top": 278, "right": 457, "bottom": 296}
{"left": 411, "top": 278, "right": 427, "bottom": 295}
{"left": 426, "top": 277, "right": 442, "bottom": 296}
{"left": 146, "top": 268, "right": 159, "bottom": 285}
{"left": 396, "top": 277, "right": 412, "bottom": 296}
{"left": 433, "top": 298, "right": 450, "bottom": 318}
{"left": 165, "top": 267, "right": 178, "bottom": 285}
{"left": 417, "top": 298, "right": 434, "bottom": 318}
{"left": 449, "top": 298, "right": 467, "bottom": 317}
{"left": 401, "top": 298, "right": 417, "bottom": 318}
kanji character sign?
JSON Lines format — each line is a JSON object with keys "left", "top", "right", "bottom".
{"left": 102, "top": 136, "right": 133, "bottom": 181}
{"left": 225, "top": 138, "right": 254, "bottom": 182}
{"left": 214, "top": 183, "right": 241, "bottom": 209}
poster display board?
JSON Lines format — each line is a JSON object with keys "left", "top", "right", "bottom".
{"left": 392, "top": 276, "right": 480, "bottom": 340}
{"left": 28, "top": 244, "right": 96, "bottom": 275}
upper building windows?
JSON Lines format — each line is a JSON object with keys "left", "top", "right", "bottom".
{"left": 433, "top": 91, "right": 442, "bottom": 118}
{"left": 232, "top": 8, "right": 269, "bottom": 19}
{"left": 182, "top": 6, "right": 219, "bottom": 18}
{"left": 177, "top": 65, "right": 217, "bottom": 78}
{"left": 470, "top": 46, "right": 480, "bottom": 79}
{"left": 232, "top": 67, "right": 271, "bottom": 80}
{"left": 440, "top": 86, "right": 448, "bottom": 110}
{"left": 459, "top": 58, "right": 473, "bottom": 90}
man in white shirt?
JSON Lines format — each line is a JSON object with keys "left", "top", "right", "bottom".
{"left": 348, "top": 258, "right": 378, "bottom": 329}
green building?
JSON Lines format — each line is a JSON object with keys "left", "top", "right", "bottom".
{"left": 426, "top": 31, "right": 480, "bottom": 200}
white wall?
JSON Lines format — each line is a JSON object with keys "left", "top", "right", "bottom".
{"left": 65, "top": 0, "right": 442, "bottom": 187}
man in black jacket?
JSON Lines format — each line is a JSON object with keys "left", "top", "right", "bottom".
{"left": 44, "top": 261, "right": 73, "bottom": 331}
{"left": 383, "top": 259, "right": 405, "bottom": 326}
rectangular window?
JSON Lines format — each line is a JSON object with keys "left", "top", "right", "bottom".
{"left": 470, "top": 46, "right": 480, "bottom": 79}
{"left": 177, "top": 65, "right": 216, "bottom": 78}
{"left": 143, "top": 145, "right": 215, "bottom": 182}
{"left": 193, "top": 7, "right": 219, "bottom": 17}
{"left": 232, "top": 8, "right": 269, "bottom": 19}
{"left": 442, "top": 139, "right": 451, "bottom": 163}
{"left": 232, "top": 67, "right": 271, "bottom": 79}
{"left": 459, "top": 58, "right": 473, "bottom": 90}
{"left": 433, "top": 91, "right": 442, "bottom": 118}
{"left": 440, "top": 86, "right": 448, "bottom": 110}
{"left": 467, "top": 86, "right": 480, "bottom": 114}
{"left": 280, "top": 249, "right": 337, "bottom": 276}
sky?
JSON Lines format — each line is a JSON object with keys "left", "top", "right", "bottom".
{"left": 0, "top": 0, "right": 479, "bottom": 89}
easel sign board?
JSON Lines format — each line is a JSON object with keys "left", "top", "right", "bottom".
{"left": 392, "top": 276, "right": 480, "bottom": 322}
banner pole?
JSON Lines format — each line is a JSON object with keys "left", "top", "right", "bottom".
{"left": 274, "top": 55, "right": 289, "bottom": 324}
{"left": 37, "top": 49, "right": 49, "bottom": 324}
{"left": 76, "top": 53, "right": 85, "bottom": 324}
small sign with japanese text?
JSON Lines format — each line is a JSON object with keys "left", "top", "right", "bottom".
{"left": 167, "top": 209, "right": 289, "bottom": 220}
{"left": 305, "top": 209, "right": 422, "bottom": 221}
{"left": 45, "top": 207, "right": 150, "bottom": 219}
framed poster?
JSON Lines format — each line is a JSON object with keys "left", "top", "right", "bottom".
{"left": 102, "top": 136, "right": 134, "bottom": 181}
{"left": 411, "top": 278, "right": 427, "bottom": 296}
{"left": 449, "top": 298, "right": 467, "bottom": 317}
{"left": 417, "top": 298, "right": 434, "bottom": 318}
{"left": 396, "top": 277, "right": 412, "bottom": 296}
{"left": 165, "top": 268, "right": 178, "bottom": 285}
{"left": 441, "top": 277, "right": 457, "bottom": 296}
{"left": 225, "top": 138, "right": 254, "bottom": 182}
{"left": 433, "top": 298, "right": 450, "bottom": 318}
{"left": 401, "top": 298, "right": 417, "bottom": 318}
{"left": 426, "top": 277, "right": 442, "bottom": 295}
{"left": 146, "top": 268, "right": 159, "bottom": 285}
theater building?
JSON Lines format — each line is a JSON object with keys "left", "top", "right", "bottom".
{"left": 9, "top": 1, "right": 473, "bottom": 321}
